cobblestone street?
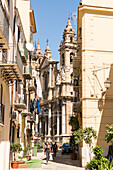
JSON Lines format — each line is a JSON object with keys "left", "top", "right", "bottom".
{"left": 11, "top": 150, "right": 85, "bottom": 170}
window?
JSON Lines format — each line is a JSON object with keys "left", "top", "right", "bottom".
{"left": 45, "top": 74, "right": 48, "bottom": 90}
{"left": 70, "top": 53, "right": 73, "bottom": 63}
{"left": 13, "top": 16, "right": 16, "bottom": 35}
{"left": 39, "top": 58, "right": 40, "bottom": 64}
{"left": 70, "top": 37, "right": 73, "bottom": 42}
{"left": 62, "top": 54, "right": 65, "bottom": 66}
{"left": 7, "top": 0, "right": 10, "bottom": 6}
{"left": 18, "top": 27, "right": 20, "bottom": 42}
{"left": 79, "top": 27, "right": 82, "bottom": 38}
{"left": 0, "top": 84, "right": 3, "bottom": 105}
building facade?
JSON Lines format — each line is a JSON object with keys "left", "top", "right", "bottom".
{"left": 76, "top": 0, "right": 113, "bottom": 166}
{"left": 0, "top": 0, "right": 37, "bottom": 169}
{"left": 37, "top": 18, "right": 77, "bottom": 144}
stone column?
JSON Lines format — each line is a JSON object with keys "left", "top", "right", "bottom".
{"left": 45, "top": 117, "right": 47, "bottom": 135}
{"left": 57, "top": 111, "right": 60, "bottom": 143}
{"left": 49, "top": 65, "right": 52, "bottom": 87}
{"left": 39, "top": 119, "right": 42, "bottom": 136}
{"left": 48, "top": 104, "right": 51, "bottom": 138}
{"left": 62, "top": 103, "right": 66, "bottom": 134}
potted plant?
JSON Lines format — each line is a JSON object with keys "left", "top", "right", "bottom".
{"left": 25, "top": 144, "right": 32, "bottom": 160}
{"left": 83, "top": 127, "right": 97, "bottom": 162}
{"left": 69, "top": 115, "right": 79, "bottom": 131}
{"left": 105, "top": 124, "right": 113, "bottom": 143}
{"left": 72, "top": 128, "right": 83, "bottom": 160}
{"left": 86, "top": 146, "right": 110, "bottom": 170}
{"left": 11, "top": 143, "right": 22, "bottom": 169}
{"left": 69, "top": 115, "right": 80, "bottom": 160}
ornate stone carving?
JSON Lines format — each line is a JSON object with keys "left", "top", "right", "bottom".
{"left": 56, "top": 73, "right": 60, "bottom": 85}
{"left": 61, "top": 69, "right": 65, "bottom": 82}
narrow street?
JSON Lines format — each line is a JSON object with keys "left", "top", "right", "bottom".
{"left": 11, "top": 150, "right": 85, "bottom": 170}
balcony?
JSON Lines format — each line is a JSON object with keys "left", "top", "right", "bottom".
{"left": 27, "top": 117, "right": 35, "bottom": 123}
{"left": 0, "top": 45, "right": 24, "bottom": 82}
{"left": 23, "top": 64, "right": 32, "bottom": 79}
{"left": 0, "top": 2, "right": 9, "bottom": 49}
{"left": 18, "top": 42, "right": 28, "bottom": 65}
{"left": 14, "top": 94, "right": 27, "bottom": 111}
{"left": 28, "top": 78, "right": 36, "bottom": 93}
{"left": 21, "top": 111, "right": 31, "bottom": 117}
{"left": 0, "top": 104, "right": 5, "bottom": 125}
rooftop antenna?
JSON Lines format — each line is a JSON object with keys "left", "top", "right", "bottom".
{"left": 46, "top": 39, "right": 49, "bottom": 46}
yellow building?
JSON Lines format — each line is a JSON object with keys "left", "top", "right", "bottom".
{"left": 76, "top": 0, "right": 113, "bottom": 166}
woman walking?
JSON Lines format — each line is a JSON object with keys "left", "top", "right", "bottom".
{"left": 44, "top": 142, "right": 51, "bottom": 164}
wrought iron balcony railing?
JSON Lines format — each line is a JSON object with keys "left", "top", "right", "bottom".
{"left": 0, "top": 44, "right": 24, "bottom": 82}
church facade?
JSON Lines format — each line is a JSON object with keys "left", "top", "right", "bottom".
{"left": 36, "top": 18, "right": 77, "bottom": 144}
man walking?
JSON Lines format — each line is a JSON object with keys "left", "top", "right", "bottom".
{"left": 107, "top": 142, "right": 113, "bottom": 164}
{"left": 53, "top": 142, "right": 58, "bottom": 158}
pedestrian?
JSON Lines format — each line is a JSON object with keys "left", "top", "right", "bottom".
{"left": 53, "top": 142, "right": 58, "bottom": 158}
{"left": 107, "top": 142, "right": 113, "bottom": 164}
{"left": 44, "top": 142, "right": 51, "bottom": 165}
{"left": 49, "top": 141, "right": 53, "bottom": 151}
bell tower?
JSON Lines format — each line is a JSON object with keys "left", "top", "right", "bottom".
{"left": 58, "top": 17, "right": 77, "bottom": 143}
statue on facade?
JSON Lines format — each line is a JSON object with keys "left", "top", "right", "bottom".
{"left": 61, "top": 69, "right": 65, "bottom": 82}
{"left": 56, "top": 73, "right": 60, "bottom": 85}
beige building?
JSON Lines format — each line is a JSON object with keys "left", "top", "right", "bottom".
{"left": 76, "top": 0, "right": 113, "bottom": 167}
{"left": 37, "top": 18, "right": 77, "bottom": 144}
{"left": 0, "top": 0, "right": 37, "bottom": 169}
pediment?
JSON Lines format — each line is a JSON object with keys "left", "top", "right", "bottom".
{"left": 40, "top": 56, "right": 49, "bottom": 69}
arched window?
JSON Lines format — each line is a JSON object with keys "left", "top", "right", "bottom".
{"left": 70, "top": 37, "right": 73, "bottom": 42}
{"left": 70, "top": 53, "right": 73, "bottom": 63}
{"left": 39, "top": 58, "right": 40, "bottom": 64}
{"left": 45, "top": 73, "right": 48, "bottom": 90}
{"left": 62, "top": 54, "right": 65, "bottom": 66}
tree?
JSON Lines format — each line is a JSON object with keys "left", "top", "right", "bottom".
{"left": 69, "top": 115, "right": 79, "bottom": 131}
{"left": 83, "top": 127, "right": 97, "bottom": 161}
{"left": 11, "top": 143, "right": 22, "bottom": 161}
{"left": 73, "top": 128, "right": 83, "bottom": 145}
{"left": 105, "top": 124, "right": 113, "bottom": 143}
{"left": 73, "top": 127, "right": 97, "bottom": 161}
{"left": 83, "top": 127, "right": 97, "bottom": 146}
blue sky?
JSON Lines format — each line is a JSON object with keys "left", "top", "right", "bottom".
{"left": 31, "top": 0, "right": 80, "bottom": 65}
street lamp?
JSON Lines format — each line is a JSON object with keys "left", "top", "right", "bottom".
{"left": 104, "top": 78, "right": 111, "bottom": 90}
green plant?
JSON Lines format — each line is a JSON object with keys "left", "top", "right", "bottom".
{"left": 11, "top": 143, "right": 22, "bottom": 161}
{"left": 87, "top": 146, "right": 109, "bottom": 170}
{"left": 105, "top": 124, "right": 113, "bottom": 143}
{"left": 73, "top": 128, "right": 83, "bottom": 145}
{"left": 69, "top": 115, "right": 79, "bottom": 131}
{"left": 24, "top": 144, "right": 31, "bottom": 155}
{"left": 83, "top": 127, "right": 97, "bottom": 161}
{"left": 83, "top": 127, "right": 97, "bottom": 145}
{"left": 98, "top": 161, "right": 112, "bottom": 170}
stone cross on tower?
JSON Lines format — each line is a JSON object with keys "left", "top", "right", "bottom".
{"left": 46, "top": 39, "right": 49, "bottom": 46}
{"left": 36, "top": 39, "right": 39, "bottom": 45}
